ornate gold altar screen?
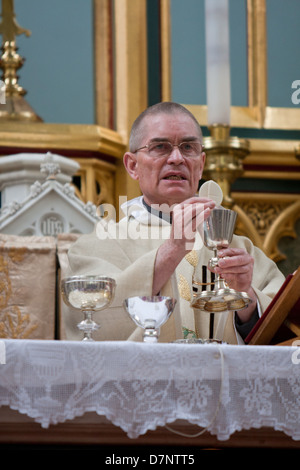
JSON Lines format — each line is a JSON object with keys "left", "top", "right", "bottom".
{"left": 161, "top": 0, "right": 300, "bottom": 267}
{"left": 0, "top": 0, "right": 299, "bottom": 267}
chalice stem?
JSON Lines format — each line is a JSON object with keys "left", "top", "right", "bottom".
{"left": 77, "top": 309, "right": 100, "bottom": 341}
{"left": 214, "top": 272, "right": 223, "bottom": 290}
{"left": 212, "top": 248, "right": 225, "bottom": 290}
{"left": 83, "top": 331, "right": 93, "bottom": 341}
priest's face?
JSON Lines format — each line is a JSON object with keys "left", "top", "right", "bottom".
{"left": 124, "top": 112, "right": 205, "bottom": 207}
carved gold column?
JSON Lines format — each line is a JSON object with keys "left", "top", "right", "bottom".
{"left": 113, "top": 0, "right": 148, "bottom": 210}
{"left": 0, "top": 0, "right": 42, "bottom": 121}
{"left": 203, "top": 125, "right": 250, "bottom": 208}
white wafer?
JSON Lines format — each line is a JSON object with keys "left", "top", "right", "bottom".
{"left": 199, "top": 180, "right": 223, "bottom": 206}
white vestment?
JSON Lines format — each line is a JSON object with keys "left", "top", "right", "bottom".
{"left": 66, "top": 197, "right": 285, "bottom": 344}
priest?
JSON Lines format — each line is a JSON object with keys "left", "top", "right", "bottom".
{"left": 67, "top": 102, "right": 285, "bottom": 344}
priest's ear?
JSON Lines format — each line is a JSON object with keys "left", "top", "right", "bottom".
{"left": 123, "top": 151, "right": 139, "bottom": 180}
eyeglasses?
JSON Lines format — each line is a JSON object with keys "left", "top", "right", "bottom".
{"left": 133, "top": 140, "right": 204, "bottom": 158}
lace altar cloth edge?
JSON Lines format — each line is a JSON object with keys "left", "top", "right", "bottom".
{"left": 0, "top": 339, "right": 300, "bottom": 441}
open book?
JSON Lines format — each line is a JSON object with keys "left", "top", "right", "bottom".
{"left": 245, "top": 266, "right": 300, "bottom": 345}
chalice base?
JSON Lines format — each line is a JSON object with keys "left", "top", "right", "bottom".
{"left": 191, "top": 288, "right": 251, "bottom": 313}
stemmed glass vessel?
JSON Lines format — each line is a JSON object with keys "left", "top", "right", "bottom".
{"left": 123, "top": 295, "right": 177, "bottom": 342}
{"left": 192, "top": 207, "right": 251, "bottom": 313}
{"left": 61, "top": 275, "right": 116, "bottom": 341}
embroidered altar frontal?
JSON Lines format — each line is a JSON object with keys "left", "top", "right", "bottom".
{"left": 1, "top": 339, "right": 300, "bottom": 442}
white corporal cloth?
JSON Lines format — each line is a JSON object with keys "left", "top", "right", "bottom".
{"left": 0, "top": 339, "right": 300, "bottom": 441}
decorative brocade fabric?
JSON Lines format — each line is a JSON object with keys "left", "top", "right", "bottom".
{"left": 1, "top": 339, "right": 300, "bottom": 441}
{"left": 0, "top": 235, "right": 57, "bottom": 339}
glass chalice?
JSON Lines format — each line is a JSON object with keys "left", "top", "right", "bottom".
{"left": 192, "top": 207, "right": 252, "bottom": 313}
{"left": 61, "top": 275, "right": 116, "bottom": 341}
{"left": 123, "top": 296, "right": 177, "bottom": 342}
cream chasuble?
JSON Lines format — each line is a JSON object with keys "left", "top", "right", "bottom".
{"left": 66, "top": 197, "right": 285, "bottom": 344}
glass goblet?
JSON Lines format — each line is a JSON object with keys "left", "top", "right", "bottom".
{"left": 61, "top": 275, "right": 116, "bottom": 341}
{"left": 123, "top": 295, "right": 177, "bottom": 342}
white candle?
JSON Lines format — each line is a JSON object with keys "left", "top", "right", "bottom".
{"left": 205, "top": 0, "right": 231, "bottom": 126}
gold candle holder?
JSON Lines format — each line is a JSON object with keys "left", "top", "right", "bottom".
{"left": 0, "top": 0, "right": 42, "bottom": 122}
{"left": 203, "top": 124, "right": 250, "bottom": 208}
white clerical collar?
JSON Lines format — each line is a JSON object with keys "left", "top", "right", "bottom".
{"left": 120, "top": 196, "right": 171, "bottom": 226}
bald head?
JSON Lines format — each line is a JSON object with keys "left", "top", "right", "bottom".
{"left": 129, "top": 102, "right": 203, "bottom": 152}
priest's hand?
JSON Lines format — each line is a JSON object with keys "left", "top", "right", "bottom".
{"left": 213, "top": 247, "right": 258, "bottom": 322}
{"left": 215, "top": 248, "right": 253, "bottom": 293}
{"left": 170, "top": 197, "right": 215, "bottom": 253}
{"left": 152, "top": 197, "right": 215, "bottom": 296}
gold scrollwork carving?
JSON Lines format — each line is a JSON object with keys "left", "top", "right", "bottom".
{"left": 263, "top": 199, "right": 300, "bottom": 262}
{"left": 233, "top": 194, "right": 300, "bottom": 263}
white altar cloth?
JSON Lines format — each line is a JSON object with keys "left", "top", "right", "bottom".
{"left": 0, "top": 339, "right": 300, "bottom": 441}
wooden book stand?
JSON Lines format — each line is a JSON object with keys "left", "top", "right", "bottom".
{"left": 245, "top": 266, "right": 300, "bottom": 346}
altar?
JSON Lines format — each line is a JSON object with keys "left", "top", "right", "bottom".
{"left": 0, "top": 0, "right": 300, "bottom": 453}
{"left": 1, "top": 339, "right": 300, "bottom": 449}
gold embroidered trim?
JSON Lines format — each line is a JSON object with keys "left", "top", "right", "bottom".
{"left": 185, "top": 250, "right": 198, "bottom": 267}
{"left": 178, "top": 274, "right": 191, "bottom": 302}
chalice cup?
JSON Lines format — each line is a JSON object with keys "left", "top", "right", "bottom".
{"left": 61, "top": 275, "right": 116, "bottom": 341}
{"left": 123, "top": 296, "right": 177, "bottom": 342}
{"left": 191, "top": 207, "right": 252, "bottom": 313}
